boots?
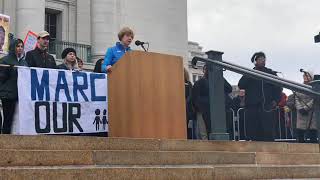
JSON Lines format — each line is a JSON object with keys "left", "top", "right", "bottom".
{"left": 296, "top": 129, "right": 306, "bottom": 143}
{"left": 308, "top": 130, "right": 318, "bottom": 143}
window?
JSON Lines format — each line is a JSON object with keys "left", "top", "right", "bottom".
{"left": 45, "top": 11, "right": 57, "bottom": 41}
{"left": 45, "top": 8, "right": 61, "bottom": 54}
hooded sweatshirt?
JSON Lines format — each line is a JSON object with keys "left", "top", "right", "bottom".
{"left": 0, "top": 39, "right": 28, "bottom": 99}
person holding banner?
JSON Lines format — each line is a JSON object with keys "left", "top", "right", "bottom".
{"left": 0, "top": 39, "right": 28, "bottom": 134}
{"left": 57, "top": 48, "right": 79, "bottom": 70}
{"left": 101, "top": 27, "right": 134, "bottom": 73}
{"left": 26, "top": 31, "right": 56, "bottom": 69}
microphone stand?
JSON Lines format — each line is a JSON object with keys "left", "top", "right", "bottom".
{"left": 141, "top": 44, "right": 147, "bottom": 52}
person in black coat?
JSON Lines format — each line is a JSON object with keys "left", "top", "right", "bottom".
{"left": 238, "top": 52, "right": 282, "bottom": 141}
{"left": 0, "top": 39, "right": 28, "bottom": 134}
{"left": 192, "top": 65, "right": 233, "bottom": 138}
{"left": 184, "top": 68, "right": 195, "bottom": 139}
{"left": 25, "top": 31, "right": 56, "bottom": 69}
{"left": 94, "top": 58, "right": 104, "bottom": 73}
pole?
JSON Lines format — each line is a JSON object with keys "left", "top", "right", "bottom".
{"left": 206, "top": 51, "right": 229, "bottom": 140}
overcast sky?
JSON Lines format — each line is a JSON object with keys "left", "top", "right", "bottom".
{"left": 188, "top": 0, "right": 320, "bottom": 91}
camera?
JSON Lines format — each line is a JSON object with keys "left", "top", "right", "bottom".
{"left": 314, "top": 33, "right": 320, "bottom": 43}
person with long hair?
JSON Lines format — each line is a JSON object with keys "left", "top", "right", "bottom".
{"left": 0, "top": 38, "right": 28, "bottom": 134}
{"left": 94, "top": 58, "right": 104, "bottom": 73}
{"left": 57, "top": 48, "right": 79, "bottom": 70}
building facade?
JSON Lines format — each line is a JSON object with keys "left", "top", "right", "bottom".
{"left": 0, "top": 0, "right": 188, "bottom": 69}
{"left": 188, "top": 41, "right": 206, "bottom": 83}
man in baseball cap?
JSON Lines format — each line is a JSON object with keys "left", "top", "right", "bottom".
{"left": 37, "top": 31, "right": 50, "bottom": 50}
{"left": 37, "top": 30, "right": 50, "bottom": 39}
{"left": 25, "top": 31, "right": 56, "bottom": 68}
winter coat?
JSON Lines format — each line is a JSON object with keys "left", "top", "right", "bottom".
{"left": 57, "top": 62, "right": 79, "bottom": 71}
{"left": 101, "top": 42, "right": 132, "bottom": 72}
{"left": 294, "top": 92, "right": 317, "bottom": 130}
{"left": 192, "top": 77, "right": 232, "bottom": 113}
{"left": 185, "top": 81, "right": 195, "bottom": 121}
{"left": 57, "top": 63, "right": 70, "bottom": 70}
{"left": 238, "top": 67, "right": 282, "bottom": 107}
{"left": 0, "top": 40, "right": 28, "bottom": 100}
{"left": 26, "top": 47, "right": 56, "bottom": 69}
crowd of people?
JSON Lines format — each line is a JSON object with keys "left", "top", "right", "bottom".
{"left": 0, "top": 30, "right": 88, "bottom": 134}
{"left": 0, "top": 26, "right": 318, "bottom": 143}
{"left": 185, "top": 52, "right": 318, "bottom": 143}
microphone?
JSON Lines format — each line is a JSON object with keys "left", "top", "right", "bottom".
{"left": 135, "top": 40, "right": 149, "bottom": 52}
{"left": 135, "top": 40, "right": 148, "bottom": 46}
{"left": 300, "top": 69, "right": 307, "bottom": 73}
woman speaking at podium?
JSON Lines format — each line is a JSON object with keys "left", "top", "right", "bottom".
{"left": 101, "top": 27, "right": 134, "bottom": 73}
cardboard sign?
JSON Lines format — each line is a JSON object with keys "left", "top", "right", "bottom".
{"left": 0, "top": 14, "right": 10, "bottom": 55}
{"left": 23, "top": 31, "right": 38, "bottom": 53}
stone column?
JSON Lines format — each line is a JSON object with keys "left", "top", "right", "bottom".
{"left": 16, "top": 0, "right": 45, "bottom": 39}
{"left": 76, "top": 0, "right": 91, "bottom": 45}
{"left": 91, "top": 0, "right": 118, "bottom": 60}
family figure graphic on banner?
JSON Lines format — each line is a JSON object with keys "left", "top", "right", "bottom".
{"left": 94, "top": 109, "right": 108, "bottom": 131}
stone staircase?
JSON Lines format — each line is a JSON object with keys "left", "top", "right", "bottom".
{"left": 0, "top": 135, "right": 319, "bottom": 179}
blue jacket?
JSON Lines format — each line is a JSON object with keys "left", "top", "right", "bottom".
{"left": 101, "top": 42, "right": 131, "bottom": 73}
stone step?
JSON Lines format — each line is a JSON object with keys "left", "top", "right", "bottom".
{"left": 0, "top": 150, "right": 255, "bottom": 167}
{"left": 1, "top": 149, "right": 320, "bottom": 167}
{"left": 256, "top": 152, "right": 320, "bottom": 165}
{"left": 160, "top": 139, "right": 320, "bottom": 153}
{"left": 0, "top": 135, "right": 160, "bottom": 151}
{"left": 93, "top": 151, "right": 256, "bottom": 166}
{"left": 0, "top": 135, "right": 319, "bottom": 153}
{"left": 1, "top": 165, "right": 320, "bottom": 180}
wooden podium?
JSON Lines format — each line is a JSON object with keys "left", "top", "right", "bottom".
{"left": 108, "top": 51, "right": 187, "bottom": 139}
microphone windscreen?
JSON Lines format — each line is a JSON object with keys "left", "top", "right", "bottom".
{"left": 135, "top": 40, "right": 141, "bottom": 46}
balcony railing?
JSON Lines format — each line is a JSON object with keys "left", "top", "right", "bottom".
{"left": 49, "top": 40, "right": 92, "bottom": 63}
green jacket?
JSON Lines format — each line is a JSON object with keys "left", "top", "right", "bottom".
{"left": 0, "top": 40, "right": 28, "bottom": 100}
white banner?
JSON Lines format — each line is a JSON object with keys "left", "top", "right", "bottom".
{"left": 13, "top": 67, "right": 108, "bottom": 135}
